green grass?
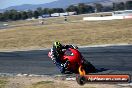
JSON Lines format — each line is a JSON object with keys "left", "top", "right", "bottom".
{"left": 27, "top": 81, "right": 55, "bottom": 88}
{"left": 35, "top": 81, "right": 54, "bottom": 84}
{"left": 0, "top": 77, "right": 8, "bottom": 88}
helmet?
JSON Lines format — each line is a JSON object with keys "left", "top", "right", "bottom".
{"left": 53, "top": 41, "right": 62, "bottom": 50}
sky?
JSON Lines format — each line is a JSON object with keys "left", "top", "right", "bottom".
{"left": 0, "top": 0, "right": 57, "bottom": 9}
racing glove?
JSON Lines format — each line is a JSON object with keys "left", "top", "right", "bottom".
{"left": 62, "top": 60, "right": 69, "bottom": 70}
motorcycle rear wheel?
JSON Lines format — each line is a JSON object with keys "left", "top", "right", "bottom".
{"left": 76, "top": 75, "right": 86, "bottom": 85}
{"left": 83, "top": 59, "right": 96, "bottom": 73}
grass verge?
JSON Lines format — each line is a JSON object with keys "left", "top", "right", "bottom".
{"left": 0, "top": 18, "right": 132, "bottom": 50}
{"left": 29, "top": 81, "right": 54, "bottom": 88}
{"left": 26, "top": 80, "right": 96, "bottom": 88}
{"left": 0, "top": 77, "right": 8, "bottom": 88}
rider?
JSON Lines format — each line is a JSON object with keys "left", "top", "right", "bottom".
{"left": 50, "top": 41, "right": 77, "bottom": 73}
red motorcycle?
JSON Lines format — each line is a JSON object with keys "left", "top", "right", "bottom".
{"left": 48, "top": 47, "right": 96, "bottom": 75}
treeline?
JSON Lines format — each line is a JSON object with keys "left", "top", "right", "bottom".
{"left": 0, "top": 8, "right": 65, "bottom": 21}
{"left": 113, "top": 1, "right": 132, "bottom": 11}
{"left": 0, "top": 1, "right": 132, "bottom": 21}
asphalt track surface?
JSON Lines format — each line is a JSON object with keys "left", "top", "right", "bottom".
{"left": 0, "top": 45, "right": 132, "bottom": 76}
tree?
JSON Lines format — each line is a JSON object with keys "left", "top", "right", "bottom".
{"left": 43, "top": 8, "right": 49, "bottom": 14}
{"left": 66, "top": 3, "right": 94, "bottom": 14}
{"left": 102, "top": 6, "right": 113, "bottom": 12}
{"left": 0, "top": 13, "right": 5, "bottom": 21}
{"left": 58, "top": 8, "right": 64, "bottom": 13}
{"left": 27, "top": 10, "right": 33, "bottom": 18}
{"left": 84, "top": 5, "right": 94, "bottom": 13}
{"left": 94, "top": 3, "right": 103, "bottom": 12}
{"left": 78, "top": 3, "right": 94, "bottom": 14}
{"left": 113, "top": 2, "right": 125, "bottom": 11}
{"left": 113, "top": 3, "right": 117, "bottom": 11}
{"left": 125, "top": 1, "right": 132, "bottom": 10}
{"left": 8, "top": 9, "right": 18, "bottom": 20}
{"left": 21, "top": 11, "right": 28, "bottom": 20}
{"left": 3, "top": 10, "right": 10, "bottom": 20}
{"left": 36, "top": 7, "right": 43, "bottom": 15}
{"left": 52, "top": 8, "right": 64, "bottom": 13}
{"left": 118, "top": 2, "right": 125, "bottom": 10}
{"left": 78, "top": 3, "right": 86, "bottom": 14}
{"left": 17, "top": 12, "right": 22, "bottom": 20}
{"left": 48, "top": 9, "right": 54, "bottom": 14}
{"left": 33, "top": 10, "right": 39, "bottom": 18}
{"left": 66, "top": 5, "right": 79, "bottom": 14}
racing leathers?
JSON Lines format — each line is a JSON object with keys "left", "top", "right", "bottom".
{"left": 50, "top": 45, "right": 77, "bottom": 73}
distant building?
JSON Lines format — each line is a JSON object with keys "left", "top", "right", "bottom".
{"left": 60, "top": 12, "right": 69, "bottom": 16}
{"left": 50, "top": 12, "right": 77, "bottom": 17}
{"left": 42, "top": 14, "right": 50, "bottom": 18}
{"left": 51, "top": 13, "right": 60, "bottom": 17}
{"left": 68, "top": 12, "right": 77, "bottom": 15}
{"left": 112, "top": 10, "right": 132, "bottom": 16}
{"left": 39, "top": 12, "right": 76, "bottom": 18}
{"left": 38, "top": 16, "right": 43, "bottom": 19}
{"left": 26, "top": 17, "right": 36, "bottom": 20}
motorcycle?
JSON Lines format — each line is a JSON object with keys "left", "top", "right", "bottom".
{"left": 48, "top": 47, "right": 96, "bottom": 75}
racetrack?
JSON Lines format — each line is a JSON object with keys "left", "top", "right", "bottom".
{"left": 0, "top": 45, "right": 132, "bottom": 76}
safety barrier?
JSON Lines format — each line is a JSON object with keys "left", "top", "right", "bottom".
{"left": 83, "top": 15, "right": 132, "bottom": 21}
